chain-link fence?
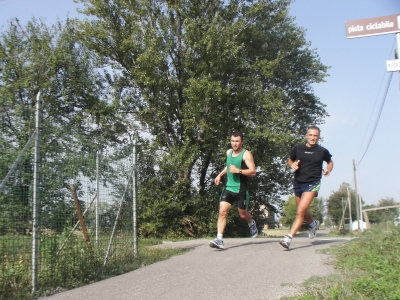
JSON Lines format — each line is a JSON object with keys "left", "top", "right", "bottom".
{"left": 0, "top": 94, "right": 138, "bottom": 297}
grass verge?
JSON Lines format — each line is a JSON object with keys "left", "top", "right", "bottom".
{"left": 0, "top": 236, "right": 190, "bottom": 300}
{"left": 282, "top": 224, "right": 400, "bottom": 299}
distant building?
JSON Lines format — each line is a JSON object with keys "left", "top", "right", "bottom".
{"left": 345, "top": 220, "right": 367, "bottom": 230}
{"left": 259, "top": 204, "right": 278, "bottom": 229}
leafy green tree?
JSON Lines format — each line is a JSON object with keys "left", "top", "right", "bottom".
{"left": 326, "top": 182, "right": 359, "bottom": 227}
{"left": 363, "top": 198, "right": 399, "bottom": 226}
{"left": 75, "top": 0, "right": 329, "bottom": 237}
{"left": 324, "top": 217, "right": 333, "bottom": 228}
{"left": 311, "top": 196, "right": 325, "bottom": 223}
{"left": 363, "top": 204, "right": 378, "bottom": 224}
{"left": 280, "top": 195, "right": 324, "bottom": 227}
{"left": 280, "top": 195, "right": 297, "bottom": 226}
{"left": 376, "top": 197, "right": 399, "bottom": 223}
{"left": 0, "top": 18, "right": 123, "bottom": 233}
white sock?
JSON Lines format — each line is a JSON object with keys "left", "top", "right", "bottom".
{"left": 248, "top": 219, "right": 255, "bottom": 227}
{"left": 217, "top": 234, "right": 223, "bottom": 240}
{"left": 287, "top": 234, "right": 293, "bottom": 239}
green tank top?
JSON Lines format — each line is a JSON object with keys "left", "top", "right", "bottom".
{"left": 226, "top": 149, "right": 248, "bottom": 193}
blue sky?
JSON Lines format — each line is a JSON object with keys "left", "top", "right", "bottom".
{"left": 289, "top": 0, "right": 400, "bottom": 206}
{"left": 1, "top": 0, "right": 399, "bottom": 206}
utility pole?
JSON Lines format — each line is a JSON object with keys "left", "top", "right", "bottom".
{"left": 339, "top": 196, "right": 349, "bottom": 230}
{"left": 358, "top": 194, "right": 364, "bottom": 232}
{"left": 347, "top": 187, "right": 352, "bottom": 230}
{"left": 353, "top": 159, "right": 361, "bottom": 232}
{"left": 339, "top": 197, "right": 344, "bottom": 230}
{"left": 353, "top": 159, "right": 364, "bottom": 232}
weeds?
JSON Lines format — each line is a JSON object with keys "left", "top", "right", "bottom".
{"left": 284, "top": 223, "right": 400, "bottom": 299}
{"left": 0, "top": 233, "right": 189, "bottom": 300}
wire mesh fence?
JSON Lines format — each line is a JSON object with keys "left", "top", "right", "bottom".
{"left": 0, "top": 96, "right": 137, "bottom": 297}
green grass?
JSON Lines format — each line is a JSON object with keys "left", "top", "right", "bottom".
{"left": 324, "top": 228, "right": 362, "bottom": 238}
{"left": 282, "top": 223, "right": 400, "bottom": 299}
{"left": 0, "top": 234, "right": 190, "bottom": 300}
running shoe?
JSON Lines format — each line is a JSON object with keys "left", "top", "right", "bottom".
{"left": 209, "top": 238, "right": 224, "bottom": 249}
{"left": 249, "top": 220, "right": 258, "bottom": 238}
{"left": 309, "top": 220, "right": 320, "bottom": 239}
{"left": 279, "top": 235, "right": 292, "bottom": 249}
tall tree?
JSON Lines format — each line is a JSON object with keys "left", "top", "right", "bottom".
{"left": 363, "top": 198, "right": 399, "bottom": 225}
{"left": 363, "top": 204, "right": 378, "bottom": 224}
{"left": 0, "top": 18, "right": 123, "bottom": 233}
{"left": 280, "top": 195, "right": 324, "bottom": 227}
{"left": 280, "top": 195, "right": 297, "bottom": 226}
{"left": 326, "top": 182, "right": 358, "bottom": 227}
{"left": 376, "top": 197, "right": 399, "bottom": 223}
{"left": 76, "top": 0, "right": 329, "bottom": 236}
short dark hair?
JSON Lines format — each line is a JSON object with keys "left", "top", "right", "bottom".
{"left": 231, "top": 131, "right": 244, "bottom": 140}
{"left": 307, "top": 125, "right": 320, "bottom": 133}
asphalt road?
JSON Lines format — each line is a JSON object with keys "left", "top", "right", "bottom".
{"left": 45, "top": 230, "right": 350, "bottom": 300}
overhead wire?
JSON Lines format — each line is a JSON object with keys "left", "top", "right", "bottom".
{"left": 0, "top": 0, "right": 28, "bottom": 6}
{"left": 356, "top": 37, "right": 396, "bottom": 167}
{"left": 356, "top": 38, "right": 396, "bottom": 161}
{"left": 357, "top": 71, "right": 393, "bottom": 166}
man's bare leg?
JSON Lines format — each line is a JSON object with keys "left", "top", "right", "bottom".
{"left": 217, "top": 201, "right": 232, "bottom": 235}
{"left": 290, "top": 191, "right": 317, "bottom": 237}
{"left": 295, "top": 195, "right": 314, "bottom": 225}
{"left": 238, "top": 208, "right": 258, "bottom": 238}
{"left": 209, "top": 201, "right": 232, "bottom": 249}
{"left": 238, "top": 208, "right": 252, "bottom": 223}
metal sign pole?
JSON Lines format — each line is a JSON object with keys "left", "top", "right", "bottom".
{"left": 397, "top": 32, "right": 400, "bottom": 89}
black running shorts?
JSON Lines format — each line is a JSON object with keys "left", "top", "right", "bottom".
{"left": 220, "top": 189, "right": 249, "bottom": 209}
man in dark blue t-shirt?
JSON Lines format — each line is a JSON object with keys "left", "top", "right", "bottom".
{"left": 280, "top": 126, "right": 334, "bottom": 249}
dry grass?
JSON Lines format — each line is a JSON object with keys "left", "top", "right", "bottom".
{"left": 262, "top": 229, "right": 308, "bottom": 237}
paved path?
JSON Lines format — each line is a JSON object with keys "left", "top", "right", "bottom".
{"left": 46, "top": 230, "right": 350, "bottom": 300}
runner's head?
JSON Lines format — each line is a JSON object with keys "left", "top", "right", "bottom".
{"left": 306, "top": 126, "right": 320, "bottom": 147}
{"left": 231, "top": 130, "right": 244, "bottom": 141}
{"left": 230, "top": 131, "right": 244, "bottom": 151}
{"left": 307, "top": 125, "right": 320, "bottom": 133}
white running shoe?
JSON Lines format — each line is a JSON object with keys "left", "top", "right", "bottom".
{"left": 279, "top": 235, "right": 292, "bottom": 249}
{"left": 249, "top": 220, "right": 258, "bottom": 238}
{"left": 309, "top": 220, "right": 320, "bottom": 239}
{"left": 209, "top": 238, "right": 224, "bottom": 249}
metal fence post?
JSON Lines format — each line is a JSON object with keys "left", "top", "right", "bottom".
{"left": 96, "top": 150, "right": 100, "bottom": 244}
{"left": 32, "top": 92, "right": 42, "bottom": 293}
{"left": 133, "top": 140, "right": 138, "bottom": 258}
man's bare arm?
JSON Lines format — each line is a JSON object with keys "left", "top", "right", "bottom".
{"left": 229, "top": 150, "right": 256, "bottom": 177}
{"left": 323, "top": 160, "right": 334, "bottom": 176}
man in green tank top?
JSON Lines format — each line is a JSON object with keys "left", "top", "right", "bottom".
{"left": 209, "top": 131, "right": 258, "bottom": 250}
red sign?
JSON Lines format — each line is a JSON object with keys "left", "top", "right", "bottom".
{"left": 345, "top": 14, "right": 400, "bottom": 38}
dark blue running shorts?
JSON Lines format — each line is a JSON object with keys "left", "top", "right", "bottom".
{"left": 293, "top": 180, "right": 321, "bottom": 197}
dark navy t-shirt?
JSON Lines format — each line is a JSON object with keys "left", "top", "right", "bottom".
{"left": 290, "top": 144, "right": 332, "bottom": 183}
